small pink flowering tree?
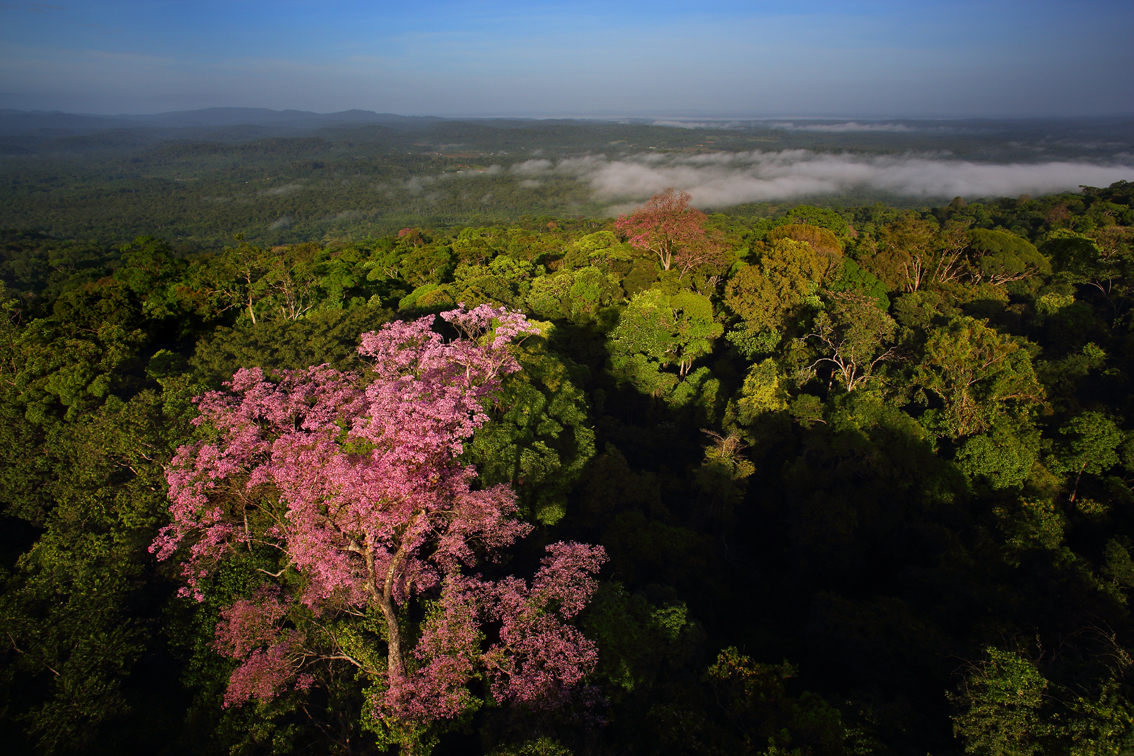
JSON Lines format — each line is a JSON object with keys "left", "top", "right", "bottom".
{"left": 152, "top": 305, "right": 606, "bottom": 753}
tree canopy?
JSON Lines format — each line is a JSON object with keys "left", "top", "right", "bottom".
{"left": 4, "top": 179, "right": 1134, "bottom": 755}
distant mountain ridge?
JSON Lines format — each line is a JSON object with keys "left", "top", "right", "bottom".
{"left": 1, "top": 107, "right": 1131, "bottom": 164}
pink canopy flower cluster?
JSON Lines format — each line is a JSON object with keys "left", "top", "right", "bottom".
{"left": 151, "top": 305, "right": 606, "bottom": 725}
{"left": 213, "top": 590, "right": 311, "bottom": 706}
{"left": 615, "top": 188, "right": 725, "bottom": 276}
{"left": 383, "top": 541, "right": 605, "bottom": 722}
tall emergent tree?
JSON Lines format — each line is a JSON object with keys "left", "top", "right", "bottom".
{"left": 151, "top": 305, "right": 606, "bottom": 753}
{"left": 615, "top": 188, "right": 723, "bottom": 275}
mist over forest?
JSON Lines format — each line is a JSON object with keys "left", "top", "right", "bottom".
{"left": 2, "top": 109, "right": 1131, "bottom": 247}
{"left": 3, "top": 106, "right": 1134, "bottom": 756}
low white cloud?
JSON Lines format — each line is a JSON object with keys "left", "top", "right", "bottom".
{"left": 538, "top": 150, "right": 1134, "bottom": 210}
{"left": 511, "top": 158, "right": 553, "bottom": 175}
{"left": 766, "top": 121, "right": 921, "bottom": 133}
{"left": 268, "top": 215, "right": 291, "bottom": 230}
{"left": 405, "top": 175, "right": 437, "bottom": 194}
{"left": 324, "top": 210, "right": 364, "bottom": 222}
{"left": 261, "top": 182, "right": 304, "bottom": 197}
{"left": 652, "top": 120, "right": 744, "bottom": 130}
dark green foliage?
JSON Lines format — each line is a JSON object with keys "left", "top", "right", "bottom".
{"left": 0, "top": 385, "right": 195, "bottom": 754}
{"left": 915, "top": 316, "right": 1046, "bottom": 438}
{"left": 949, "top": 648, "right": 1054, "bottom": 756}
{"left": 705, "top": 647, "right": 862, "bottom": 755}
{"left": 464, "top": 331, "right": 596, "bottom": 525}
{"left": 190, "top": 303, "right": 393, "bottom": 386}
{"left": 949, "top": 647, "right": 1134, "bottom": 756}
{"left": 8, "top": 279, "right": 149, "bottom": 424}
{"left": 400, "top": 244, "right": 455, "bottom": 286}
{"left": 608, "top": 288, "right": 723, "bottom": 394}
{"left": 967, "top": 229, "right": 1051, "bottom": 286}
{"left": 955, "top": 426, "right": 1038, "bottom": 492}
{"left": 3, "top": 182, "right": 1134, "bottom": 755}
{"left": 0, "top": 230, "right": 120, "bottom": 307}
{"left": 526, "top": 266, "right": 623, "bottom": 322}
{"left": 581, "top": 582, "right": 704, "bottom": 704}
{"left": 829, "top": 257, "right": 890, "bottom": 311}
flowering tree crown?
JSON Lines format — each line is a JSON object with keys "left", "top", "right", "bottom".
{"left": 152, "top": 305, "right": 605, "bottom": 748}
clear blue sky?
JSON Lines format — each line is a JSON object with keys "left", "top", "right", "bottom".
{"left": 1, "top": 0, "right": 1130, "bottom": 117}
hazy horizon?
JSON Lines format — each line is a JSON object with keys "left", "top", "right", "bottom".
{"left": 1, "top": 1, "right": 1131, "bottom": 119}
{"left": 6, "top": 107, "right": 1134, "bottom": 123}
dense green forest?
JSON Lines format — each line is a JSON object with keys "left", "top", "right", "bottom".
{"left": 3, "top": 175, "right": 1134, "bottom": 756}
{"left": 3, "top": 112, "right": 1130, "bottom": 249}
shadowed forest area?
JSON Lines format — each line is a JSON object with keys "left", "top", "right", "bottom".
{"left": 3, "top": 161, "right": 1134, "bottom": 755}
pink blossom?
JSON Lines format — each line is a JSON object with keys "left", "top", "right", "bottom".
{"left": 223, "top": 634, "right": 306, "bottom": 707}
{"left": 152, "top": 307, "right": 601, "bottom": 728}
{"left": 483, "top": 543, "right": 607, "bottom": 707}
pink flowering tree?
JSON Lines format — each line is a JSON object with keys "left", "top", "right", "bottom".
{"left": 151, "top": 305, "right": 606, "bottom": 753}
{"left": 615, "top": 188, "right": 725, "bottom": 277}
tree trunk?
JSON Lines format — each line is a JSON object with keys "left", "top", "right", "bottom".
{"left": 366, "top": 543, "right": 407, "bottom": 680}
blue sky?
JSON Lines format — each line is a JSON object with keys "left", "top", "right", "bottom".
{"left": 1, "top": 0, "right": 1131, "bottom": 117}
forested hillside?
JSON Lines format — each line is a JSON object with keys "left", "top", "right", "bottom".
{"left": 3, "top": 113, "right": 1130, "bottom": 249}
{"left": 3, "top": 180, "right": 1134, "bottom": 755}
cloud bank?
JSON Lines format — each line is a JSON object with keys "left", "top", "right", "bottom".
{"left": 512, "top": 151, "right": 1134, "bottom": 210}
{"left": 650, "top": 120, "right": 746, "bottom": 130}
{"left": 261, "top": 182, "right": 305, "bottom": 197}
{"left": 765, "top": 121, "right": 921, "bottom": 133}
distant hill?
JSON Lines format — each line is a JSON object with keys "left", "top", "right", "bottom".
{"left": 0, "top": 109, "right": 138, "bottom": 135}
{"left": 0, "top": 107, "right": 449, "bottom": 137}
